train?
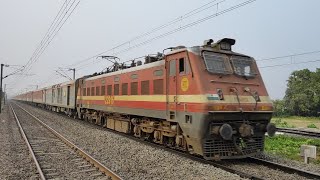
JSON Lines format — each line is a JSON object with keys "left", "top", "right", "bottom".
{"left": 14, "top": 38, "right": 276, "bottom": 160}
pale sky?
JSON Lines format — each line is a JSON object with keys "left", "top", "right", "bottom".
{"left": 1, "top": 0, "right": 319, "bottom": 99}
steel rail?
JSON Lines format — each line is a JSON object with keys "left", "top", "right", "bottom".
{"left": 9, "top": 104, "right": 46, "bottom": 180}
{"left": 12, "top": 102, "right": 122, "bottom": 180}
{"left": 247, "top": 157, "right": 320, "bottom": 179}
{"left": 277, "top": 127, "right": 320, "bottom": 138}
{"left": 48, "top": 110, "right": 263, "bottom": 179}
{"left": 18, "top": 101, "right": 320, "bottom": 180}
{"left": 17, "top": 102, "right": 263, "bottom": 179}
{"left": 95, "top": 128, "right": 264, "bottom": 179}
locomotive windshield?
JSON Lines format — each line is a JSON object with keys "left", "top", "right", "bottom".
{"left": 202, "top": 51, "right": 232, "bottom": 74}
{"left": 202, "top": 51, "right": 257, "bottom": 77}
{"left": 230, "top": 56, "right": 257, "bottom": 77}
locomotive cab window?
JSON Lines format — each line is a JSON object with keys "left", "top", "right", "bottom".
{"left": 230, "top": 56, "right": 257, "bottom": 77}
{"left": 202, "top": 51, "right": 232, "bottom": 75}
{"left": 179, "top": 57, "right": 190, "bottom": 75}
{"left": 179, "top": 58, "right": 185, "bottom": 73}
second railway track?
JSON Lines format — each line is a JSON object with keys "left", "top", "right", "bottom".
{"left": 10, "top": 102, "right": 122, "bottom": 180}
{"left": 277, "top": 127, "right": 320, "bottom": 138}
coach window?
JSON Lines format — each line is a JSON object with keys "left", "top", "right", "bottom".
{"left": 83, "top": 88, "right": 86, "bottom": 96}
{"left": 141, "top": 80, "right": 150, "bottom": 95}
{"left": 91, "top": 87, "right": 95, "bottom": 96}
{"left": 96, "top": 86, "right": 100, "bottom": 96}
{"left": 122, "top": 83, "right": 128, "bottom": 95}
{"left": 131, "top": 82, "right": 138, "bottom": 95}
{"left": 101, "top": 86, "right": 105, "bottom": 95}
{"left": 107, "top": 85, "right": 112, "bottom": 95}
{"left": 114, "top": 84, "right": 119, "bottom": 95}
{"left": 87, "top": 88, "right": 90, "bottom": 96}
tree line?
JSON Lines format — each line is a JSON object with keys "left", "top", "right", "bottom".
{"left": 273, "top": 68, "right": 320, "bottom": 117}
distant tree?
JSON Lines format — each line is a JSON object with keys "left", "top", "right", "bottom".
{"left": 272, "top": 99, "right": 289, "bottom": 117}
{"left": 284, "top": 68, "right": 320, "bottom": 116}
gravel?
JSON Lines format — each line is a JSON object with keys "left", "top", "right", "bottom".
{"left": 0, "top": 105, "right": 38, "bottom": 179}
{"left": 256, "top": 153, "right": 320, "bottom": 174}
{"left": 11, "top": 103, "right": 111, "bottom": 179}
{"left": 220, "top": 159, "right": 311, "bottom": 180}
{"left": 16, "top": 101, "right": 246, "bottom": 180}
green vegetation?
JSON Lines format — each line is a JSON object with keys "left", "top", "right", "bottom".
{"left": 273, "top": 118, "right": 295, "bottom": 128}
{"left": 273, "top": 68, "right": 320, "bottom": 117}
{"left": 307, "top": 123, "right": 318, "bottom": 129}
{"left": 265, "top": 135, "right": 320, "bottom": 164}
{"left": 271, "top": 116, "right": 320, "bottom": 129}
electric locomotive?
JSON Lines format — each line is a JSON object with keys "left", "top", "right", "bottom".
{"left": 15, "top": 38, "right": 276, "bottom": 160}
{"left": 76, "top": 38, "right": 275, "bottom": 160}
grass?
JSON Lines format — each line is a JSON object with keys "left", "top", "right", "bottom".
{"left": 265, "top": 135, "right": 320, "bottom": 165}
{"left": 273, "top": 118, "right": 295, "bottom": 128}
{"left": 307, "top": 123, "right": 318, "bottom": 129}
{"left": 272, "top": 116, "right": 320, "bottom": 129}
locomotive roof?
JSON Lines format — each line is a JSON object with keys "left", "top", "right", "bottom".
{"left": 85, "top": 60, "right": 165, "bottom": 81}
{"left": 84, "top": 46, "right": 251, "bottom": 82}
{"left": 166, "top": 46, "right": 251, "bottom": 58}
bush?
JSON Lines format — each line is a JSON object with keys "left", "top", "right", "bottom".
{"left": 273, "top": 118, "right": 295, "bottom": 128}
{"left": 307, "top": 123, "right": 318, "bottom": 129}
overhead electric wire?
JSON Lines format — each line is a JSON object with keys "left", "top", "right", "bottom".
{"left": 31, "top": 0, "right": 80, "bottom": 64}
{"left": 75, "top": 0, "right": 256, "bottom": 71}
{"left": 257, "top": 50, "right": 320, "bottom": 62}
{"left": 11, "top": 0, "right": 81, "bottom": 87}
{"left": 259, "top": 59, "right": 320, "bottom": 68}
{"left": 19, "top": 0, "right": 80, "bottom": 77}
{"left": 28, "top": 0, "right": 70, "bottom": 66}
{"left": 68, "top": 0, "right": 228, "bottom": 68}
{"left": 22, "top": 0, "right": 72, "bottom": 75}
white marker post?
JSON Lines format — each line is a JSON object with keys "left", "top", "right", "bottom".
{"left": 300, "top": 145, "right": 317, "bottom": 164}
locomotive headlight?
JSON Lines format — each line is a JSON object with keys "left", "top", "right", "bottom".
{"left": 219, "top": 124, "right": 233, "bottom": 140}
{"left": 266, "top": 123, "right": 276, "bottom": 137}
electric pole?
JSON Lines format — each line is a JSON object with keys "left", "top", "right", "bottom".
{"left": 69, "top": 68, "right": 75, "bottom": 80}
{"left": 4, "top": 84, "right": 6, "bottom": 105}
{"left": 0, "top": 64, "right": 3, "bottom": 113}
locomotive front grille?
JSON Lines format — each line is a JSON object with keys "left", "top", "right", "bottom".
{"left": 203, "top": 136, "right": 264, "bottom": 159}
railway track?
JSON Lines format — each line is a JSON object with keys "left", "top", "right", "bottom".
{"left": 244, "top": 157, "right": 320, "bottom": 179}
{"left": 10, "top": 102, "right": 122, "bottom": 180}
{"left": 277, "top": 127, "right": 320, "bottom": 138}
{"left": 111, "top": 130, "right": 320, "bottom": 180}
{"left": 15, "top": 101, "right": 320, "bottom": 180}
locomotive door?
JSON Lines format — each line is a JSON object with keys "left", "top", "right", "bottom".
{"left": 166, "top": 58, "right": 178, "bottom": 120}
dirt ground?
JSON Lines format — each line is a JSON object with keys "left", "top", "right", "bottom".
{"left": 272, "top": 116, "right": 320, "bottom": 129}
